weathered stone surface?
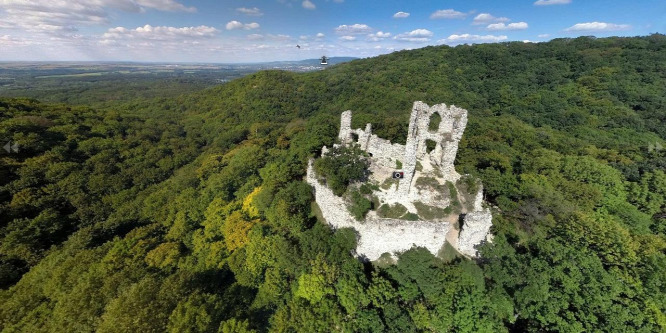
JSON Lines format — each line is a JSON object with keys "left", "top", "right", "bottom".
{"left": 308, "top": 101, "right": 492, "bottom": 260}
{"left": 306, "top": 161, "right": 450, "bottom": 261}
{"left": 458, "top": 210, "right": 492, "bottom": 257}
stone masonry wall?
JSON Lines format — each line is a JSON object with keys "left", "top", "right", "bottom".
{"left": 311, "top": 101, "right": 492, "bottom": 260}
{"left": 306, "top": 161, "right": 450, "bottom": 261}
{"left": 457, "top": 185, "right": 493, "bottom": 256}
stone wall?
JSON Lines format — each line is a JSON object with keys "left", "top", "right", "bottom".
{"left": 340, "top": 101, "right": 469, "bottom": 195}
{"left": 309, "top": 101, "right": 492, "bottom": 261}
{"left": 457, "top": 186, "right": 493, "bottom": 257}
{"left": 306, "top": 161, "right": 451, "bottom": 261}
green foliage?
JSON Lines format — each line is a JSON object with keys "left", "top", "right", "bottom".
{"left": 377, "top": 203, "right": 408, "bottom": 219}
{"left": 428, "top": 112, "right": 442, "bottom": 132}
{"left": 380, "top": 177, "right": 398, "bottom": 190}
{"left": 359, "top": 182, "right": 378, "bottom": 195}
{"left": 413, "top": 201, "right": 450, "bottom": 220}
{"left": 348, "top": 190, "right": 372, "bottom": 221}
{"left": 402, "top": 212, "right": 420, "bottom": 221}
{"left": 425, "top": 139, "right": 437, "bottom": 153}
{"left": 2, "top": 35, "right": 666, "bottom": 332}
{"left": 313, "top": 144, "right": 370, "bottom": 196}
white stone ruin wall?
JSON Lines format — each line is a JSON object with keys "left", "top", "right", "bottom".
{"left": 338, "top": 110, "right": 353, "bottom": 145}
{"left": 398, "top": 106, "right": 422, "bottom": 196}
{"left": 311, "top": 101, "right": 492, "bottom": 260}
{"left": 364, "top": 134, "right": 404, "bottom": 169}
{"left": 457, "top": 186, "right": 493, "bottom": 257}
{"left": 307, "top": 161, "right": 451, "bottom": 260}
{"left": 340, "top": 113, "right": 404, "bottom": 169}
{"left": 410, "top": 102, "right": 468, "bottom": 182}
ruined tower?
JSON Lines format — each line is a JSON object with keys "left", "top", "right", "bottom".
{"left": 309, "top": 101, "right": 492, "bottom": 260}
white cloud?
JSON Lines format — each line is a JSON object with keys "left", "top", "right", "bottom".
{"left": 367, "top": 31, "right": 391, "bottom": 41}
{"left": 335, "top": 24, "right": 373, "bottom": 34}
{"left": 473, "top": 13, "right": 509, "bottom": 25}
{"left": 266, "top": 34, "right": 292, "bottom": 41}
{"left": 393, "top": 11, "right": 410, "bottom": 19}
{"left": 236, "top": 7, "right": 263, "bottom": 16}
{"left": 339, "top": 35, "right": 356, "bottom": 41}
{"left": 225, "top": 21, "right": 244, "bottom": 30}
{"left": 225, "top": 21, "right": 260, "bottom": 30}
{"left": 534, "top": 0, "right": 571, "bottom": 5}
{"left": 302, "top": 0, "right": 316, "bottom": 9}
{"left": 247, "top": 34, "right": 264, "bottom": 40}
{"left": 0, "top": 0, "right": 196, "bottom": 35}
{"left": 102, "top": 25, "right": 218, "bottom": 40}
{"left": 245, "top": 22, "right": 260, "bottom": 30}
{"left": 0, "top": 35, "right": 34, "bottom": 46}
{"left": 316, "top": 32, "right": 325, "bottom": 38}
{"left": 430, "top": 9, "right": 467, "bottom": 19}
{"left": 538, "top": 33, "right": 550, "bottom": 38}
{"left": 564, "top": 22, "right": 631, "bottom": 32}
{"left": 394, "top": 29, "right": 433, "bottom": 42}
{"left": 439, "top": 33, "right": 508, "bottom": 45}
{"left": 487, "top": 22, "right": 528, "bottom": 30}
{"left": 134, "top": 0, "right": 197, "bottom": 12}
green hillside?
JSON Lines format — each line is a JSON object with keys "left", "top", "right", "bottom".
{"left": 1, "top": 35, "right": 665, "bottom": 332}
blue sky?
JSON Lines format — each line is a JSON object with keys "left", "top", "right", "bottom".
{"left": 0, "top": 0, "right": 664, "bottom": 62}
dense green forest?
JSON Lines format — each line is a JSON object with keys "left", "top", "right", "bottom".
{"left": 0, "top": 70, "right": 247, "bottom": 107}
{"left": 1, "top": 35, "right": 665, "bottom": 332}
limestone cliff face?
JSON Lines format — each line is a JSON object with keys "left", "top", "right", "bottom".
{"left": 307, "top": 101, "right": 492, "bottom": 260}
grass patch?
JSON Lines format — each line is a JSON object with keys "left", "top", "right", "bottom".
{"left": 456, "top": 175, "right": 480, "bottom": 211}
{"left": 415, "top": 161, "right": 423, "bottom": 171}
{"left": 360, "top": 183, "right": 379, "bottom": 194}
{"left": 401, "top": 212, "right": 420, "bottom": 221}
{"left": 396, "top": 160, "right": 403, "bottom": 169}
{"left": 425, "top": 139, "right": 437, "bottom": 153}
{"left": 310, "top": 201, "right": 326, "bottom": 223}
{"left": 429, "top": 112, "right": 442, "bottom": 132}
{"left": 437, "top": 242, "right": 461, "bottom": 263}
{"left": 446, "top": 181, "right": 458, "bottom": 200}
{"left": 415, "top": 177, "right": 448, "bottom": 197}
{"left": 381, "top": 177, "right": 398, "bottom": 190}
{"left": 377, "top": 203, "right": 408, "bottom": 219}
{"left": 446, "top": 181, "right": 462, "bottom": 213}
{"left": 413, "top": 202, "right": 450, "bottom": 220}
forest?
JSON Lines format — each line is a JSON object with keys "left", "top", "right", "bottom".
{"left": 1, "top": 34, "right": 665, "bottom": 332}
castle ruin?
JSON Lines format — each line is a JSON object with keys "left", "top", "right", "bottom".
{"left": 307, "top": 101, "right": 493, "bottom": 260}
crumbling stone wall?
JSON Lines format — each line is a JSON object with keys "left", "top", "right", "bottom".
{"left": 311, "top": 101, "right": 492, "bottom": 260}
{"left": 306, "top": 161, "right": 450, "bottom": 261}
{"left": 457, "top": 185, "right": 493, "bottom": 256}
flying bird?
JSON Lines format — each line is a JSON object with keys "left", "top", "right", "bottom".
{"left": 296, "top": 45, "right": 301, "bottom": 49}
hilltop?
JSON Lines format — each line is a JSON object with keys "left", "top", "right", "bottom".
{"left": 1, "top": 35, "right": 665, "bottom": 332}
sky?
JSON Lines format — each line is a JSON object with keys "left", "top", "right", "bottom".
{"left": 0, "top": 0, "right": 664, "bottom": 63}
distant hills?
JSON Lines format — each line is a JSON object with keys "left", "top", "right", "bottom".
{"left": 259, "top": 56, "right": 359, "bottom": 66}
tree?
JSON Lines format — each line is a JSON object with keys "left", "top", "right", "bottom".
{"left": 313, "top": 144, "right": 370, "bottom": 196}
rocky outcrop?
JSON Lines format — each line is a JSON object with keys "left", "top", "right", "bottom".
{"left": 309, "top": 101, "right": 492, "bottom": 261}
